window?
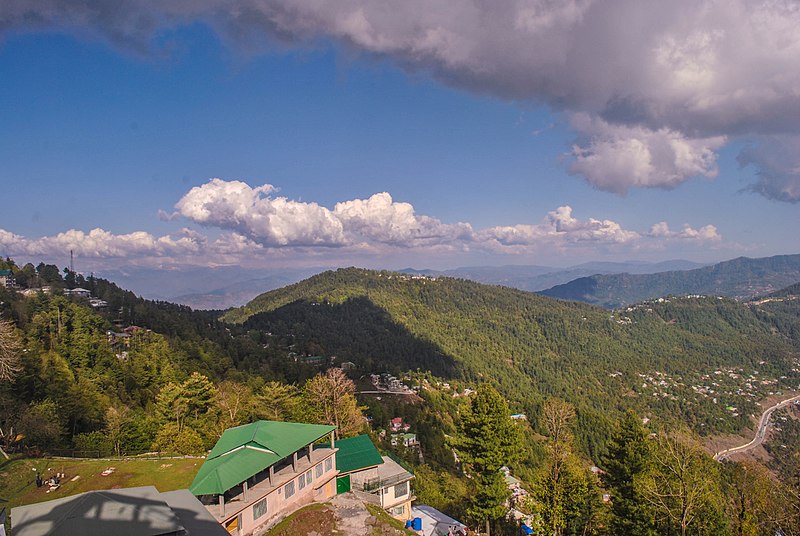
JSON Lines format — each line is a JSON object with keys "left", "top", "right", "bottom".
{"left": 390, "top": 505, "right": 406, "bottom": 517}
{"left": 325, "top": 457, "right": 332, "bottom": 472}
{"left": 253, "top": 499, "right": 267, "bottom": 520}
{"left": 306, "top": 469, "right": 313, "bottom": 482}
{"left": 315, "top": 463, "right": 323, "bottom": 478}
{"left": 298, "top": 473, "right": 306, "bottom": 490}
{"left": 285, "top": 481, "right": 295, "bottom": 498}
{"left": 394, "top": 481, "right": 408, "bottom": 498}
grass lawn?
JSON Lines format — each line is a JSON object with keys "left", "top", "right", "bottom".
{"left": 264, "top": 503, "right": 336, "bottom": 536}
{"left": 0, "top": 456, "right": 202, "bottom": 509}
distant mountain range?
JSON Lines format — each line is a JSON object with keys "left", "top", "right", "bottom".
{"left": 540, "top": 254, "right": 800, "bottom": 308}
{"left": 399, "top": 259, "right": 707, "bottom": 292}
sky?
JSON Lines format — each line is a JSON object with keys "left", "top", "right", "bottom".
{"left": 0, "top": 0, "right": 798, "bottom": 277}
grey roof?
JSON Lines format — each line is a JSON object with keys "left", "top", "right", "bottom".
{"left": 10, "top": 486, "right": 226, "bottom": 536}
{"left": 160, "top": 490, "right": 228, "bottom": 536}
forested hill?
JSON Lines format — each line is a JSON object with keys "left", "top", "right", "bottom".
{"left": 225, "top": 268, "right": 800, "bottom": 455}
{"left": 539, "top": 254, "right": 800, "bottom": 308}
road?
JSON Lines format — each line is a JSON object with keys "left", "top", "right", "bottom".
{"left": 713, "top": 393, "right": 800, "bottom": 461}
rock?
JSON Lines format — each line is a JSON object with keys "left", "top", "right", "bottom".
{"left": 364, "top": 516, "right": 378, "bottom": 526}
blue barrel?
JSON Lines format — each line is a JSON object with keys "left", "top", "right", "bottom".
{"left": 412, "top": 517, "right": 422, "bottom": 531}
{"left": 405, "top": 520, "right": 413, "bottom": 529}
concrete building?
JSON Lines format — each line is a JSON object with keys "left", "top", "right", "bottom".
{"left": 189, "top": 421, "right": 338, "bottom": 536}
{"left": 349, "top": 455, "right": 415, "bottom": 521}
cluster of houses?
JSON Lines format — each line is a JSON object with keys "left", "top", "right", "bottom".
{"left": 383, "top": 417, "right": 419, "bottom": 449}
{"left": 7, "top": 419, "right": 451, "bottom": 536}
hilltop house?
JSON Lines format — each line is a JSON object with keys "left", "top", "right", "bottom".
{"left": 190, "top": 421, "right": 338, "bottom": 536}
{"left": 10, "top": 486, "right": 227, "bottom": 536}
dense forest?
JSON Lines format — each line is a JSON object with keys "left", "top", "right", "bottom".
{"left": 2, "top": 259, "right": 800, "bottom": 534}
{"left": 225, "top": 267, "right": 800, "bottom": 456}
{"left": 540, "top": 254, "right": 800, "bottom": 307}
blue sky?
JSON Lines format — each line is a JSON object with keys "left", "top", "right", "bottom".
{"left": 0, "top": 2, "right": 798, "bottom": 275}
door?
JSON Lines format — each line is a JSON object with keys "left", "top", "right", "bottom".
{"left": 336, "top": 474, "right": 351, "bottom": 494}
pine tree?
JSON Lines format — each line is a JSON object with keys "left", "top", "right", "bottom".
{"left": 601, "top": 410, "right": 656, "bottom": 535}
{"left": 455, "top": 384, "right": 523, "bottom": 535}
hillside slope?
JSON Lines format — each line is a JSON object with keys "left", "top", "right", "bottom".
{"left": 224, "top": 268, "right": 800, "bottom": 454}
{"left": 540, "top": 254, "right": 800, "bottom": 308}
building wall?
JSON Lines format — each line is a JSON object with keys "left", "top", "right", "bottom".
{"left": 225, "top": 453, "right": 338, "bottom": 535}
{"left": 380, "top": 479, "right": 413, "bottom": 520}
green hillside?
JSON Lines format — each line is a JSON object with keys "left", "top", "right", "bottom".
{"left": 540, "top": 254, "right": 800, "bottom": 308}
{"left": 224, "top": 268, "right": 800, "bottom": 455}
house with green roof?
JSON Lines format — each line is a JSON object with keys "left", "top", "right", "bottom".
{"left": 189, "top": 420, "right": 338, "bottom": 536}
{"left": 317, "top": 434, "right": 415, "bottom": 521}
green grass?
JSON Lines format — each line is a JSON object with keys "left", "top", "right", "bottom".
{"left": 0, "top": 456, "right": 202, "bottom": 509}
{"left": 263, "top": 503, "right": 334, "bottom": 536}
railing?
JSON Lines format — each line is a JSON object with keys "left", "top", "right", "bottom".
{"left": 360, "top": 471, "right": 413, "bottom": 492}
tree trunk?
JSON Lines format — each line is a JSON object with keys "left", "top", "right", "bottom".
{"left": 485, "top": 518, "right": 490, "bottom": 536}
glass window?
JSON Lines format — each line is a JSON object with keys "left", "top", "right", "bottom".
{"left": 253, "top": 499, "right": 267, "bottom": 520}
{"left": 285, "top": 480, "right": 295, "bottom": 498}
{"left": 394, "top": 481, "right": 408, "bottom": 498}
{"left": 390, "top": 505, "right": 405, "bottom": 516}
{"left": 306, "top": 469, "right": 313, "bottom": 482}
{"left": 315, "top": 463, "right": 323, "bottom": 478}
{"left": 325, "top": 457, "right": 332, "bottom": 472}
{"left": 298, "top": 473, "right": 306, "bottom": 490}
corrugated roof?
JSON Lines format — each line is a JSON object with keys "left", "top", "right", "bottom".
{"left": 190, "top": 421, "right": 335, "bottom": 496}
{"left": 321, "top": 435, "right": 383, "bottom": 474}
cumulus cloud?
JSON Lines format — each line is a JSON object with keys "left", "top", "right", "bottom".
{"left": 3, "top": 1, "right": 800, "bottom": 199}
{"left": 737, "top": 136, "right": 800, "bottom": 203}
{"left": 0, "top": 227, "right": 207, "bottom": 258}
{"left": 648, "top": 222, "right": 720, "bottom": 240}
{"left": 175, "top": 178, "right": 346, "bottom": 247}
{"left": 478, "top": 206, "right": 640, "bottom": 248}
{"left": 568, "top": 114, "right": 726, "bottom": 193}
{"left": 333, "top": 192, "right": 473, "bottom": 246}
{"left": 0, "top": 181, "right": 725, "bottom": 266}
{"left": 174, "top": 179, "right": 473, "bottom": 248}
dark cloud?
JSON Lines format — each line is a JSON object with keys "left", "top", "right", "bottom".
{"left": 3, "top": 0, "right": 800, "bottom": 199}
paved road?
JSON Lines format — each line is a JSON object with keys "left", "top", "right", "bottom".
{"left": 714, "top": 393, "right": 800, "bottom": 461}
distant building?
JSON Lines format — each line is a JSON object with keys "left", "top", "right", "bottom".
{"left": 63, "top": 288, "right": 91, "bottom": 298}
{"left": 390, "top": 433, "right": 418, "bottom": 448}
{"left": 190, "top": 420, "right": 338, "bottom": 536}
{"left": 0, "top": 269, "right": 14, "bottom": 289}
{"left": 10, "top": 486, "right": 227, "bottom": 536}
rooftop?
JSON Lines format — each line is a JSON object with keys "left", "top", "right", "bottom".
{"left": 320, "top": 434, "right": 383, "bottom": 474}
{"left": 190, "top": 420, "right": 335, "bottom": 496}
{"left": 10, "top": 486, "right": 227, "bottom": 536}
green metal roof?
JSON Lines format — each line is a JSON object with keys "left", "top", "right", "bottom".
{"left": 321, "top": 435, "right": 383, "bottom": 475}
{"left": 190, "top": 421, "right": 335, "bottom": 496}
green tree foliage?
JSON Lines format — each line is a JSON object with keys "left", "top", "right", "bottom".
{"left": 455, "top": 385, "right": 523, "bottom": 533}
{"left": 601, "top": 410, "right": 656, "bottom": 535}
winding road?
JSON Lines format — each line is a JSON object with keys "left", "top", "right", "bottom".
{"left": 713, "top": 393, "right": 800, "bottom": 461}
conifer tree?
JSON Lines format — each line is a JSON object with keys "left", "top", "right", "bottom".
{"left": 601, "top": 410, "right": 656, "bottom": 535}
{"left": 455, "top": 384, "right": 523, "bottom": 535}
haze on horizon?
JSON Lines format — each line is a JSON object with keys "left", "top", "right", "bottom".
{"left": 0, "top": 0, "right": 798, "bottom": 278}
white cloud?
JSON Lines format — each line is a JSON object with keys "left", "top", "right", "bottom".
{"left": 333, "top": 192, "right": 473, "bottom": 246}
{"left": 478, "top": 206, "right": 640, "bottom": 248}
{"left": 568, "top": 114, "right": 726, "bottom": 194}
{"left": 174, "top": 179, "right": 472, "bottom": 248}
{"left": 174, "top": 178, "right": 346, "bottom": 247}
{"left": 648, "top": 222, "right": 720, "bottom": 240}
{"left": 0, "top": 184, "right": 724, "bottom": 267}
